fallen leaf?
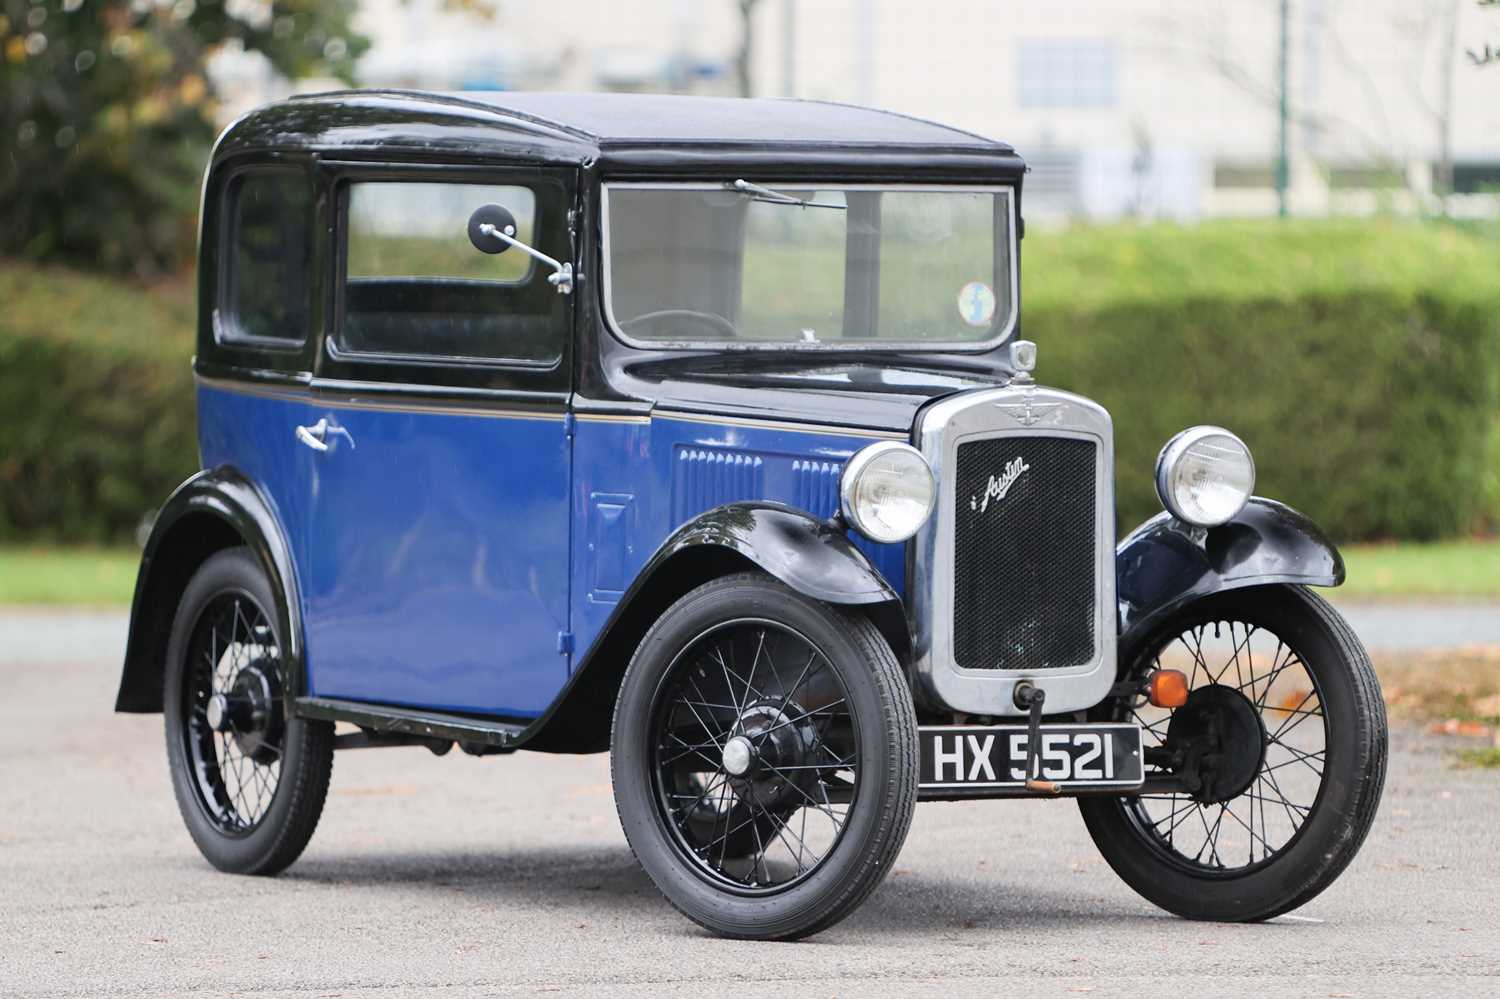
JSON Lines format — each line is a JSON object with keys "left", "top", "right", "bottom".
{"left": 1473, "top": 694, "right": 1500, "bottom": 719}
{"left": 1428, "top": 719, "right": 1493, "bottom": 738}
{"left": 1276, "top": 689, "right": 1313, "bottom": 712}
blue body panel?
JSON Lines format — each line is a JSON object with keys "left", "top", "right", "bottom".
{"left": 198, "top": 385, "right": 315, "bottom": 581}
{"left": 199, "top": 384, "right": 905, "bottom": 720}
{"left": 570, "top": 414, "right": 905, "bottom": 666}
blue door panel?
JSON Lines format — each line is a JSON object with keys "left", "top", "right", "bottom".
{"left": 302, "top": 406, "right": 570, "bottom": 718}
{"left": 197, "top": 385, "right": 314, "bottom": 574}
{"left": 569, "top": 415, "right": 907, "bottom": 667}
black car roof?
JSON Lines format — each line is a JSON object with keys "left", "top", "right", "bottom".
{"left": 421, "top": 91, "right": 1008, "bottom": 149}
{"left": 215, "top": 90, "right": 1025, "bottom": 181}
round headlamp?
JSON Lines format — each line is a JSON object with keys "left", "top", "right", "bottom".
{"left": 1155, "top": 426, "right": 1255, "bottom": 527}
{"left": 840, "top": 442, "right": 935, "bottom": 544}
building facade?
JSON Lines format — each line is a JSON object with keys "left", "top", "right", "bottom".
{"left": 212, "top": 0, "right": 1500, "bottom": 219}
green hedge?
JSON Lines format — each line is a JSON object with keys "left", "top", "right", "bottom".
{"left": 1025, "top": 220, "right": 1500, "bottom": 541}
{"left": 2, "top": 219, "right": 1497, "bottom": 544}
{"left": 0, "top": 264, "right": 197, "bottom": 544}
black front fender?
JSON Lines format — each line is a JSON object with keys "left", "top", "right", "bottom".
{"left": 1116, "top": 497, "right": 1344, "bottom": 663}
{"left": 115, "top": 467, "right": 302, "bottom": 713}
{"left": 518, "top": 502, "right": 899, "bottom": 753}
{"left": 644, "top": 501, "right": 897, "bottom": 606}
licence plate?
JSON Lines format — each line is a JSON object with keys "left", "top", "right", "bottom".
{"left": 918, "top": 723, "right": 1144, "bottom": 791}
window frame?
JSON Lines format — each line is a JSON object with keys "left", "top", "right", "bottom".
{"left": 598, "top": 181, "right": 1019, "bottom": 353}
{"left": 328, "top": 167, "right": 571, "bottom": 372}
{"left": 215, "top": 164, "right": 316, "bottom": 351}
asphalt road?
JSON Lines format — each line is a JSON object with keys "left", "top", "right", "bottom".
{"left": 2, "top": 609, "right": 1498, "bottom": 998}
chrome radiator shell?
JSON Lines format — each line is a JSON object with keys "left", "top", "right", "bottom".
{"left": 908, "top": 384, "right": 1116, "bottom": 716}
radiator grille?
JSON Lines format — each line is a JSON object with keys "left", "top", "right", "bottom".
{"left": 952, "top": 436, "right": 1097, "bottom": 670}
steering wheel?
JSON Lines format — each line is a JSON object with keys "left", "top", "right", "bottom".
{"left": 620, "top": 309, "right": 737, "bottom": 340}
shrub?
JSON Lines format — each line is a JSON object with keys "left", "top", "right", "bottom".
{"left": 1026, "top": 219, "right": 1500, "bottom": 540}
{"left": 0, "top": 263, "right": 196, "bottom": 543}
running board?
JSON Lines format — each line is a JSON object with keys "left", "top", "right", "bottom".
{"left": 295, "top": 697, "right": 528, "bottom": 751}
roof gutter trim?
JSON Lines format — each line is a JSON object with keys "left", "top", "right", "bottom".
{"left": 289, "top": 88, "right": 598, "bottom": 143}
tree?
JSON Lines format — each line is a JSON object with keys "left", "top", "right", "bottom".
{"left": 0, "top": 0, "right": 367, "bottom": 276}
{"left": 733, "top": 0, "right": 763, "bottom": 98}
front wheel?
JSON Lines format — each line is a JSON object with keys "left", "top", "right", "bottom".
{"left": 1080, "top": 585, "right": 1386, "bottom": 921}
{"left": 611, "top": 573, "right": 918, "bottom": 940}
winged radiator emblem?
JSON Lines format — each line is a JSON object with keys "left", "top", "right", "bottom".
{"left": 994, "top": 395, "right": 1062, "bottom": 427}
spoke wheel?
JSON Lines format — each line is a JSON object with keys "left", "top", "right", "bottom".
{"left": 182, "top": 592, "right": 285, "bottom": 835}
{"left": 1123, "top": 617, "right": 1327, "bottom": 875}
{"left": 164, "top": 548, "right": 334, "bottom": 876}
{"left": 1079, "top": 585, "right": 1386, "bottom": 922}
{"left": 612, "top": 572, "right": 917, "bottom": 940}
{"left": 652, "top": 618, "right": 859, "bottom": 894}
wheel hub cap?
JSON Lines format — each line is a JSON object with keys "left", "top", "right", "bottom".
{"left": 722, "top": 735, "right": 755, "bottom": 776}
{"left": 227, "top": 663, "right": 282, "bottom": 764}
{"left": 205, "top": 693, "right": 230, "bottom": 731}
{"left": 1168, "top": 683, "right": 1268, "bottom": 803}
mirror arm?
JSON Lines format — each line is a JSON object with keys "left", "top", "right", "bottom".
{"left": 477, "top": 222, "right": 576, "bottom": 294}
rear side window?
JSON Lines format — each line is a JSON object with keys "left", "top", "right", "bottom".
{"left": 338, "top": 181, "right": 561, "bottom": 365}
{"left": 221, "top": 170, "right": 312, "bottom": 344}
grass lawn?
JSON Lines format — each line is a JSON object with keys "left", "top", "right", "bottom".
{"left": 0, "top": 547, "right": 140, "bottom": 607}
{"left": 1337, "top": 538, "right": 1500, "bottom": 601}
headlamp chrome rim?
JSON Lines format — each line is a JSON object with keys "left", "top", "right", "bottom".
{"left": 1154, "top": 425, "right": 1256, "bottom": 528}
{"left": 839, "top": 441, "right": 936, "bottom": 544}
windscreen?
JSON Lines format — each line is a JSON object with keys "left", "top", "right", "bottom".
{"left": 605, "top": 184, "right": 1014, "bottom": 348}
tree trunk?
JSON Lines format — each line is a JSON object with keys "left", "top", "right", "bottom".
{"left": 736, "top": 0, "right": 761, "bottom": 97}
{"left": 1436, "top": 0, "right": 1460, "bottom": 210}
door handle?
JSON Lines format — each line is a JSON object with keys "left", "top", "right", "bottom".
{"left": 295, "top": 419, "right": 355, "bottom": 453}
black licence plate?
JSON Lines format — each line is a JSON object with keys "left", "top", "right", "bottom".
{"left": 918, "top": 723, "right": 1143, "bottom": 791}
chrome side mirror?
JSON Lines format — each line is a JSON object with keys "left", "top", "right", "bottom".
{"left": 466, "top": 203, "right": 575, "bottom": 295}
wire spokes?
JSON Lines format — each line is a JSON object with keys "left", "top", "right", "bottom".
{"left": 652, "top": 619, "right": 860, "bottom": 893}
{"left": 183, "top": 592, "right": 284, "bottom": 835}
{"left": 1126, "top": 616, "right": 1328, "bottom": 874}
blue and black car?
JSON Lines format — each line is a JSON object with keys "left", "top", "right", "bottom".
{"left": 115, "top": 91, "right": 1386, "bottom": 940}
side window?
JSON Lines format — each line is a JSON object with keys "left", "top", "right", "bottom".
{"left": 221, "top": 170, "right": 313, "bottom": 344}
{"left": 338, "top": 181, "right": 561, "bottom": 365}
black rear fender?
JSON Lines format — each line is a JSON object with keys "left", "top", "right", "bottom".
{"left": 114, "top": 467, "right": 302, "bottom": 713}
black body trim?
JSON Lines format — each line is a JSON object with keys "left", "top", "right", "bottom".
{"left": 296, "top": 697, "right": 526, "bottom": 749}
{"left": 1114, "top": 497, "right": 1345, "bottom": 664}
{"left": 115, "top": 467, "right": 305, "bottom": 714}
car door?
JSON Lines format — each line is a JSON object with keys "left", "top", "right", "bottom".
{"left": 298, "top": 165, "right": 575, "bottom": 719}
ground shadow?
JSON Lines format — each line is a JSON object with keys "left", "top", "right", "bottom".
{"left": 284, "top": 843, "right": 1232, "bottom": 937}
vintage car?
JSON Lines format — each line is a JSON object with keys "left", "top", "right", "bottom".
{"left": 115, "top": 91, "right": 1386, "bottom": 940}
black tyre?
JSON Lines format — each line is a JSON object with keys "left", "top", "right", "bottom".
{"left": 1080, "top": 585, "right": 1386, "bottom": 921}
{"left": 163, "top": 547, "right": 334, "bottom": 875}
{"left": 611, "top": 572, "right": 918, "bottom": 940}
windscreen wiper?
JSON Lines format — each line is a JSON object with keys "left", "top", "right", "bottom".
{"left": 729, "top": 179, "right": 847, "bottom": 210}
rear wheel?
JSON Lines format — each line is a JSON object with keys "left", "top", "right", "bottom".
{"left": 611, "top": 573, "right": 918, "bottom": 940}
{"left": 163, "top": 548, "right": 334, "bottom": 875}
{"left": 1080, "top": 585, "right": 1386, "bottom": 921}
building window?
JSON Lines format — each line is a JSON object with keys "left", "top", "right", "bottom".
{"left": 1016, "top": 39, "right": 1118, "bottom": 109}
{"left": 1452, "top": 162, "right": 1500, "bottom": 195}
{"left": 1213, "top": 163, "right": 1275, "bottom": 190}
